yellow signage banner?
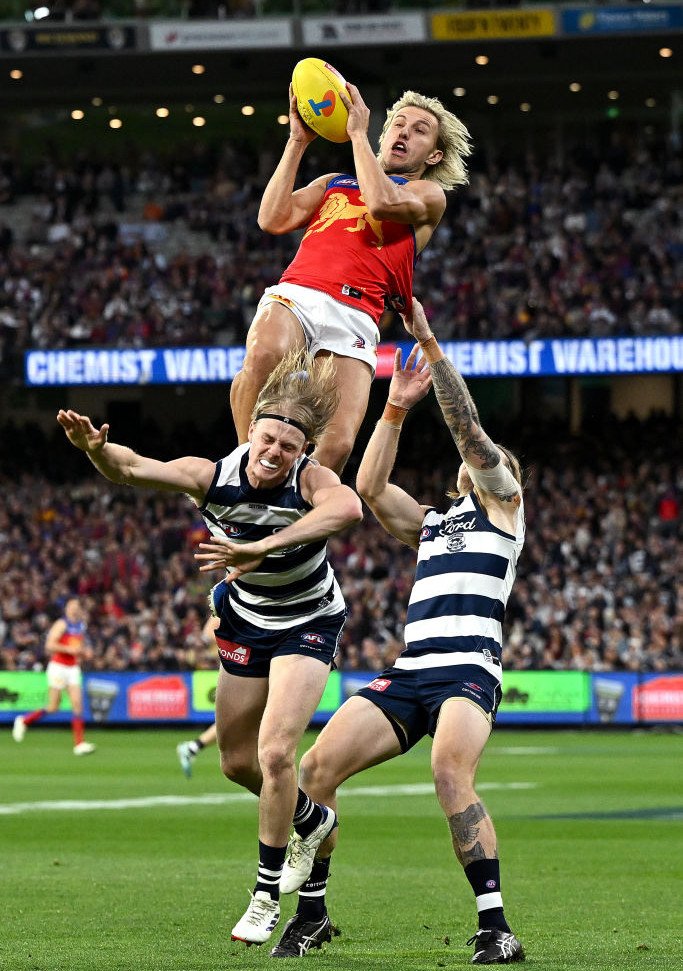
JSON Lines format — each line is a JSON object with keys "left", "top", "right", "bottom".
{"left": 432, "top": 9, "right": 556, "bottom": 41}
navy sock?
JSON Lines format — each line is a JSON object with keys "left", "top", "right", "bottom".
{"left": 254, "top": 840, "right": 287, "bottom": 901}
{"left": 296, "top": 856, "right": 330, "bottom": 921}
{"left": 464, "top": 859, "right": 510, "bottom": 933}
{"left": 293, "top": 787, "right": 326, "bottom": 839}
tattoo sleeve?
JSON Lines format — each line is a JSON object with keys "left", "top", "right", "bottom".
{"left": 429, "top": 358, "right": 500, "bottom": 469}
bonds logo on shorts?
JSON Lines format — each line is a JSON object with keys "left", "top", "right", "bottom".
{"left": 367, "top": 678, "right": 391, "bottom": 692}
{"left": 216, "top": 636, "right": 251, "bottom": 666}
{"left": 302, "top": 632, "right": 325, "bottom": 645}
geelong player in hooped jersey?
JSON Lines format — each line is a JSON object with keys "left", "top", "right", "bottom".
{"left": 273, "top": 299, "right": 526, "bottom": 964}
{"left": 230, "top": 81, "right": 472, "bottom": 476}
{"left": 54, "top": 350, "right": 362, "bottom": 949}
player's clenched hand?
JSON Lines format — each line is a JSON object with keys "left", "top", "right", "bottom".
{"left": 195, "top": 537, "right": 267, "bottom": 582}
{"left": 288, "top": 84, "right": 318, "bottom": 145}
{"left": 341, "top": 83, "right": 370, "bottom": 139}
{"left": 388, "top": 344, "right": 432, "bottom": 410}
{"left": 57, "top": 409, "right": 109, "bottom": 454}
{"left": 400, "top": 296, "right": 433, "bottom": 343}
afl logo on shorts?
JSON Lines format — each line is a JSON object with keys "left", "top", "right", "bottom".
{"left": 367, "top": 678, "right": 391, "bottom": 692}
{"left": 302, "top": 632, "right": 325, "bottom": 645}
{"left": 224, "top": 524, "right": 242, "bottom": 537}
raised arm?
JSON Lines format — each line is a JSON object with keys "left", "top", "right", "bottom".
{"left": 403, "top": 299, "right": 520, "bottom": 506}
{"left": 195, "top": 463, "right": 362, "bottom": 580}
{"left": 258, "top": 86, "right": 338, "bottom": 234}
{"left": 57, "top": 410, "right": 215, "bottom": 505}
{"left": 356, "top": 346, "right": 433, "bottom": 549}
{"left": 341, "top": 83, "right": 446, "bottom": 229}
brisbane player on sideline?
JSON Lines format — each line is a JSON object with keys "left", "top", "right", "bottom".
{"left": 230, "top": 81, "right": 471, "bottom": 474}
{"left": 12, "top": 597, "right": 96, "bottom": 755}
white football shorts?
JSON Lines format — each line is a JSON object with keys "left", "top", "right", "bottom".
{"left": 258, "top": 282, "right": 379, "bottom": 374}
{"left": 46, "top": 660, "right": 82, "bottom": 690}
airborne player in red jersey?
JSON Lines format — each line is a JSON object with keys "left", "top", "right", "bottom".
{"left": 230, "top": 81, "right": 471, "bottom": 475}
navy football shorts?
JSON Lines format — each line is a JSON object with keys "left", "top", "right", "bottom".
{"left": 210, "top": 581, "right": 346, "bottom": 678}
{"left": 355, "top": 663, "right": 502, "bottom": 752}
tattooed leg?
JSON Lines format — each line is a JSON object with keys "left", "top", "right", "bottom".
{"left": 447, "top": 800, "right": 498, "bottom": 866}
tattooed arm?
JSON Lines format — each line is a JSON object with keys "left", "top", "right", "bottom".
{"left": 402, "top": 297, "right": 521, "bottom": 507}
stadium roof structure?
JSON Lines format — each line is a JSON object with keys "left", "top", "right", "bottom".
{"left": 0, "top": 8, "right": 679, "bottom": 127}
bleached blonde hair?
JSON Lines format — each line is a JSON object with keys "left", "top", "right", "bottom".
{"left": 378, "top": 90, "right": 472, "bottom": 190}
{"left": 252, "top": 349, "right": 339, "bottom": 444}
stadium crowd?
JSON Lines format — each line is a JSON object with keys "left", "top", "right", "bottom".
{"left": 0, "top": 134, "right": 680, "bottom": 378}
{"left": 1, "top": 413, "right": 680, "bottom": 675}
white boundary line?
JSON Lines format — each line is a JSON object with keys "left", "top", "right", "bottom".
{"left": 0, "top": 781, "right": 535, "bottom": 815}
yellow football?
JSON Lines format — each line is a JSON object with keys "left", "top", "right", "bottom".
{"left": 291, "top": 57, "right": 349, "bottom": 144}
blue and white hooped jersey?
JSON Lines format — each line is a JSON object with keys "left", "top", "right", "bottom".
{"left": 200, "top": 444, "right": 344, "bottom": 630}
{"left": 395, "top": 491, "right": 525, "bottom": 683}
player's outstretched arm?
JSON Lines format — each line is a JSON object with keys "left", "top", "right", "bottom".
{"left": 341, "top": 83, "right": 446, "bottom": 228}
{"left": 403, "top": 301, "right": 519, "bottom": 505}
{"left": 57, "top": 410, "right": 215, "bottom": 504}
{"left": 195, "top": 465, "right": 362, "bottom": 580}
{"left": 258, "top": 86, "right": 338, "bottom": 234}
{"left": 356, "top": 346, "right": 432, "bottom": 549}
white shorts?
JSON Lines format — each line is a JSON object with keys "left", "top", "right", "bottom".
{"left": 46, "top": 660, "right": 82, "bottom": 691}
{"left": 258, "top": 282, "right": 379, "bottom": 374}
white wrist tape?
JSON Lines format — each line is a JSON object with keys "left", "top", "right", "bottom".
{"left": 466, "top": 460, "right": 520, "bottom": 499}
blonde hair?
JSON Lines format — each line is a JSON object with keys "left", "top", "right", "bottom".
{"left": 252, "top": 349, "right": 339, "bottom": 444}
{"left": 378, "top": 90, "right": 472, "bottom": 190}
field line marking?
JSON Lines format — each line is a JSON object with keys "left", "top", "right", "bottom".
{"left": 0, "top": 781, "right": 535, "bottom": 815}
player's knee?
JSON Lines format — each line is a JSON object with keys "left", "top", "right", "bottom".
{"left": 258, "top": 739, "right": 295, "bottom": 781}
{"left": 299, "top": 744, "right": 334, "bottom": 794}
{"left": 220, "top": 750, "right": 255, "bottom": 786}
{"left": 313, "top": 432, "right": 354, "bottom": 476}
{"left": 432, "top": 760, "right": 475, "bottom": 808}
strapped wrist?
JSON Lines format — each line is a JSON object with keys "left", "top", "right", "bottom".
{"left": 417, "top": 334, "right": 442, "bottom": 363}
{"left": 381, "top": 401, "right": 408, "bottom": 427}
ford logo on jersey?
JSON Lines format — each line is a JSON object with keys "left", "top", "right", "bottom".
{"left": 442, "top": 517, "right": 476, "bottom": 533}
{"left": 302, "top": 632, "right": 325, "bottom": 645}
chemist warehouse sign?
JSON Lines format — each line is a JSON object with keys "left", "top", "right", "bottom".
{"left": 25, "top": 336, "right": 683, "bottom": 386}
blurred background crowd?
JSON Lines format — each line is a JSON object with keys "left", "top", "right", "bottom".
{"left": 1, "top": 410, "right": 680, "bottom": 675}
{"left": 0, "top": 131, "right": 680, "bottom": 379}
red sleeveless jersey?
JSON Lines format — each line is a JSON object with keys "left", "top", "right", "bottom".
{"left": 280, "top": 174, "right": 416, "bottom": 324}
{"left": 52, "top": 619, "right": 85, "bottom": 666}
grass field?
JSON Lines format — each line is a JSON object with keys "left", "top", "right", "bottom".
{"left": 2, "top": 727, "right": 682, "bottom": 971}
